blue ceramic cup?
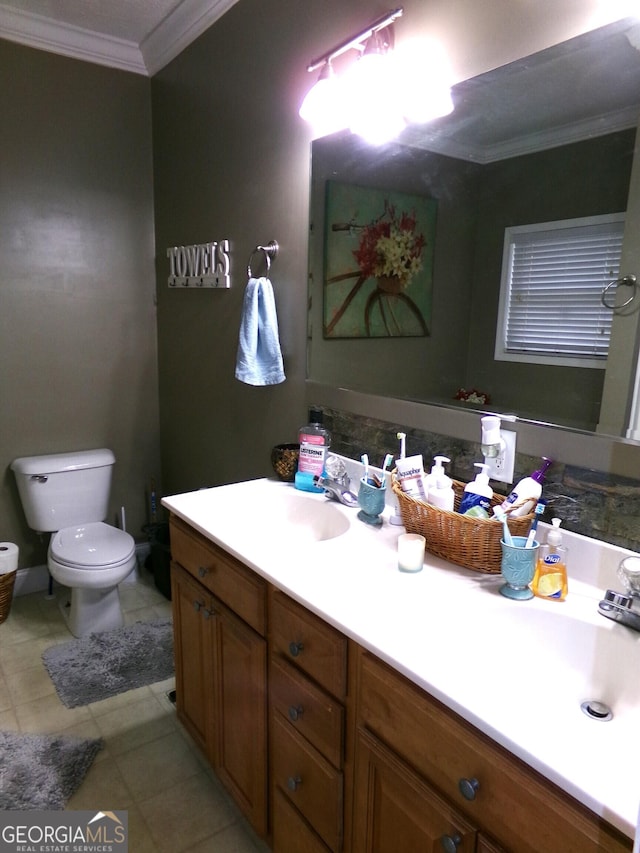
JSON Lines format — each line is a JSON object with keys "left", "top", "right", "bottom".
{"left": 500, "top": 536, "right": 539, "bottom": 600}
{"left": 357, "top": 477, "right": 386, "bottom": 526}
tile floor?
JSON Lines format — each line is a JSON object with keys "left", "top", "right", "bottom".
{"left": 0, "top": 569, "right": 270, "bottom": 853}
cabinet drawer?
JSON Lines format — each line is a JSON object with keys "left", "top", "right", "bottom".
{"left": 272, "top": 788, "right": 331, "bottom": 853}
{"left": 170, "top": 516, "right": 266, "bottom": 635}
{"left": 270, "top": 590, "right": 347, "bottom": 699}
{"left": 271, "top": 655, "right": 344, "bottom": 768}
{"left": 272, "top": 711, "right": 343, "bottom": 852}
{"left": 358, "top": 651, "right": 632, "bottom": 853}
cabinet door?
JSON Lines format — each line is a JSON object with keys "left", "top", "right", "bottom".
{"left": 215, "top": 598, "right": 268, "bottom": 838}
{"left": 352, "top": 727, "right": 476, "bottom": 853}
{"left": 170, "top": 562, "right": 215, "bottom": 760}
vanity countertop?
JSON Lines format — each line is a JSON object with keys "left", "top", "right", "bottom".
{"left": 163, "top": 475, "right": 640, "bottom": 840}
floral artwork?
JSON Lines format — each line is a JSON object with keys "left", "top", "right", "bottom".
{"left": 323, "top": 181, "right": 437, "bottom": 338}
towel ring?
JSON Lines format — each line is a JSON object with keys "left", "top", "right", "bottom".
{"left": 601, "top": 274, "right": 638, "bottom": 311}
{"left": 247, "top": 240, "right": 279, "bottom": 278}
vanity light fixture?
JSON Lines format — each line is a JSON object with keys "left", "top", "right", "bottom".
{"left": 299, "top": 7, "right": 453, "bottom": 144}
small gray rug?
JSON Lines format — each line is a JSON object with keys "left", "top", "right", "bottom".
{"left": 42, "top": 619, "right": 174, "bottom": 708}
{"left": 0, "top": 731, "right": 103, "bottom": 810}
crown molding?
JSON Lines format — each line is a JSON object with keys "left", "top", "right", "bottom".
{"left": 141, "top": 0, "right": 239, "bottom": 76}
{"left": 0, "top": 0, "right": 239, "bottom": 76}
{"left": 0, "top": 3, "right": 146, "bottom": 74}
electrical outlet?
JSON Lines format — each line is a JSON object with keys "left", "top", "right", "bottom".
{"left": 484, "top": 429, "right": 516, "bottom": 484}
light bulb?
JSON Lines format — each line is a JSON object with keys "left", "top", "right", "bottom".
{"left": 347, "top": 50, "right": 406, "bottom": 145}
{"left": 299, "top": 63, "right": 349, "bottom": 138}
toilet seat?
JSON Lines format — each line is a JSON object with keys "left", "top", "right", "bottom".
{"left": 50, "top": 522, "right": 135, "bottom": 569}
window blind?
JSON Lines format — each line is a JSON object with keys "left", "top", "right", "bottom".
{"left": 502, "top": 216, "right": 624, "bottom": 362}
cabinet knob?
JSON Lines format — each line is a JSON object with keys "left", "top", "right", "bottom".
{"left": 202, "top": 607, "right": 215, "bottom": 620}
{"left": 440, "top": 833, "right": 462, "bottom": 852}
{"left": 193, "top": 600, "right": 202, "bottom": 612}
{"left": 287, "top": 775, "right": 302, "bottom": 792}
{"left": 458, "top": 777, "right": 480, "bottom": 801}
{"left": 288, "top": 641, "right": 304, "bottom": 657}
{"left": 198, "top": 566, "right": 209, "bottom": 578}
{"left": 288, "top": 705, "right": 304, "bottom": 722}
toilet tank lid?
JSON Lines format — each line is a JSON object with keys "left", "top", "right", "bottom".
{"left": 11, "top": 448, "right": 115, "bottom": 476}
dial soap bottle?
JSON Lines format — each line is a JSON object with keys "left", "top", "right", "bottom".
{"left": 532, "top": 518, "right": 568, "bottom": 601}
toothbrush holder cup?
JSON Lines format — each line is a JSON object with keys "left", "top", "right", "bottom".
{"left": 500, "top": 536, "right": 539, "bottom": 600}
{"left": 357, "top": 477, "right": 386, "bottom": 527}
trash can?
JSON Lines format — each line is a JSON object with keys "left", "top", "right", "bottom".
{"left": 144, "top": 522, "right": 172, "bottom": 600}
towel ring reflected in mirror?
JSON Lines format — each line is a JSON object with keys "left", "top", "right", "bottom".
{"left": 601, "top": 274, "right": 638, "bottom": 311}
{"left": 247, "top": 240, "right": 279, "bottom": 278}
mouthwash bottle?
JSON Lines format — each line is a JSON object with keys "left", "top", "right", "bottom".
{"left": 296, "top": 407, "right": 331, "bottom": 483}
{"left": 532, "top": 518, "right": 568, "bottom": 601}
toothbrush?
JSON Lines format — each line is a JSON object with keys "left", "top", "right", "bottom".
{"left": 525, "top": 500, "right": 546, "bottom": 548}
{"left": 382, "top": 453, "right": 393, "bottom": 472}
{"left": 396, "top": 432, "right": 406, "bottom": 460}
{"left": 494, "top": 506, "right": 514, "bottom": 547}
{"left": 361, "top": 454, "right": 369, "bottom": 482}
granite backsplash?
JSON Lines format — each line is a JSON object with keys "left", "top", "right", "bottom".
{"left": 324, "top": 407, "right": 640, "bottom": 554}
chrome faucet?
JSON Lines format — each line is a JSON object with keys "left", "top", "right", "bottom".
{"left": 598, "top": 556, "right": 640, "bottom": 632}
{"left": 314, "top": 456, "right": 358, "bottom": 507}
{"left": 314, "top": 473, "right": 359, "bottom": 507}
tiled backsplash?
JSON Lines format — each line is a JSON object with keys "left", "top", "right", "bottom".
{"left": 324, "top": 407, "right": 640, "bottom": 553}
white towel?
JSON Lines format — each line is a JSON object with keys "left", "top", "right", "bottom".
{"left": 235, "top": 276, "right": 286, "bottom": 386}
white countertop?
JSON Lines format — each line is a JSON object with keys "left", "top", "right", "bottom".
{"left": 163, "top": 474, "right": 640, "bottom": 840}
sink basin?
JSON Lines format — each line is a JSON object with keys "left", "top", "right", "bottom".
{"left": 261, "top": 491, "right": 351, "bottom": 543}
{"left": 465, "top": 596, "right": 640, "bottom": 720}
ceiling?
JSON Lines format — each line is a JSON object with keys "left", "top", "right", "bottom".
{"left": 0, "top": 0, "right": 239, "bottom": 75}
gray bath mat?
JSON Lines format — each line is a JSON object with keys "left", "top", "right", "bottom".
{"left": 0, "top": 730, "right": 103, "bottom": 809}
{"left": 42, "top": 619, "right": 174, "bottom": 708}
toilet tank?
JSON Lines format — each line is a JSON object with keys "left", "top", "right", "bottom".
{"left": 11, "top": 449, "right": 116, "bottom": 532}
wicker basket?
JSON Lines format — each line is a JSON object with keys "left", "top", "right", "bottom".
{"left": 0, "top": 570, "right": 17, "bottom": 624}
{"left": 391, "top": 475, "right": 534, "bottom": 574}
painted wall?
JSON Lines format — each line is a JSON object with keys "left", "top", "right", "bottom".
{"left": 152, "top": 0, "right": 617, "bottom": 499}
{"left": 0, "top": 40, "right": 160, "bottom": 568}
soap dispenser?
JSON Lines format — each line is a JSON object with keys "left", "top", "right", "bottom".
{"left": 458, "top": 463, "right": 493, "bottom": 516}
{"left": 426, "top": 457, "right": 455, "bottom": 511}
{"left": 424, "top": 456, "right": 451, "bottom": 493}
{"left": 532, "top": 518, "right": 568, "bottom": 601}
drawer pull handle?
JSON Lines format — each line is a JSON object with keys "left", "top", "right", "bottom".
{"left": 458, "top": 777, "right": 480, "bottom": 801}
{"left": 440, "top": 833, "right": 462, "bottom": 852}
{"left": 288, "top": 705, "right": 304, "bottom": 722}
{"left": 288, "top": 641, "right": 304, "bottom": 657}
{"left": 287, "top": 775, "right": 302, "bottom": 792}
{"left": 198, "top": 566, "right": 209, "bottom": 578}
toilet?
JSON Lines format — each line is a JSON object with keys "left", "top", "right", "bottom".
{"left": 11, "top": 449, "right": 137, "bottom": 637}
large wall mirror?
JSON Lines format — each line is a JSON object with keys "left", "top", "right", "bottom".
{"left": 307, "top": 18, "right": 640, "bottom": 440}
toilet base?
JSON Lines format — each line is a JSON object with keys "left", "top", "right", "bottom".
{"left": 62, "top": 585, "right": 124, "bottom": 638}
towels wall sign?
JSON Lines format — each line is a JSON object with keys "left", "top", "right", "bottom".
{"left": 167, "top": 240, "right": 230, "bottom": 288}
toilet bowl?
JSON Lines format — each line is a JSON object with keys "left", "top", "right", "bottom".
{"left": 49, "top": 521, "right": 137, "bottom": 637}
{"left": 10, "top": 448, "right": 138, "bottom": 638}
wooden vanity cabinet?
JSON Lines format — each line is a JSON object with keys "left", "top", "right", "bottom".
{"left": 269, "top": 589, "right": 348, "bottom": 852}
{"left": 169, "top": 517, "right": 268, "bottom": 838}
{"left": 169, "top": 515, "right": 632, "bottom": 852}
{"left": 353, "top": 648, "right": 632, "bottom": 853}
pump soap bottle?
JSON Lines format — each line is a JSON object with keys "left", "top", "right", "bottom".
{"left": 426, "top": 457, "right": 455, "bottom": 511}
{"left": 458, "top": 463, "right": 493, "bottom": 517}
{"left": 295, "top": 407, "right": 331, "bottom": 492}
{"left": 532, "top": 518, "right": 568, "bottom": 601}
{"left": 495, "top": 457, "right": 552, "bottom": 518}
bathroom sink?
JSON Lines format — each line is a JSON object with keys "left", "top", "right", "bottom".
{"left": 466, "top": 597, "right": 640, "bottom": 719}
{"left": 252, "top": 490, "right": 351, "bottom": 543}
